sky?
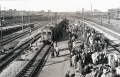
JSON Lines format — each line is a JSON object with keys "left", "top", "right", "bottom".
{"left": 0, "top": 0, "right": 120, "bottom": 12}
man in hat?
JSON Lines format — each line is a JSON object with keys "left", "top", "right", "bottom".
{"left": 55, "top": 45, "right": 59, "bottom": 57}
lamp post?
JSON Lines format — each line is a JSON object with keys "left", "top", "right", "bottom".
{"left": 55, "top": 12, "right": 57, "bottom": 24}
{"left": 21, "top": 10, "right": 24, "bottom": 32}
{"left": 9, "top": 9, "right": 14, "bottom": 25}
{"left": 82, "top": 8, "right": 84, "bottom": 26}
{"left": 100, "top": 15, "right": 102, "bottom": 26}
{"left": 29, "top": 27, "right": 32, "bottom": 51}
{"left": 0, "top": 5, "right": 5, "bottom": 53}
{"left": 4, "top": 7, "right": 5, "bottom": 21}
{"left": 12, "top": 9, "right": 14, "bottom": 25}
{"left": 13, "top": 9, "right": 16, "bottom": 25}
{"left": 41, "top": 10, "right": 44, "bottom": 20}
{"left": 32, "top": 11, "right": 34, "bottom": 22}
{"left": 24, "top": 11, "right": 26, "bottom": 24}
{"left": 48, "top": 10, "right": 51, "bottom": 22}
{"left": 50, "top": 11, "right": 52, "bottom": 23}
{"left": 29, "top": 10, "right": 30, "bottom": 23}
{"left": 0, "top": 4, "right": 2, "bottom": 52}
{"left": 108, "top": 12, "right": 110, "bottom": 26}
{"left": 0, "top": 19, "right": 4, "bottom": 53}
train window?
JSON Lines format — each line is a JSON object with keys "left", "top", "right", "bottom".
{"left": 42, "top": 32, "right": 46, "bottom": 35}
{"left": 48, "top": 32, "right": 51, "bottom": 35}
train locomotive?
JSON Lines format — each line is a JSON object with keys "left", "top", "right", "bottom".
{"left": 41, "top": 19, "right": 68, "bottom": 44}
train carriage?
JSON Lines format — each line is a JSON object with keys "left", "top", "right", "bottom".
{"left": 41, "top": 27, "right": 52, "bottom": 43}
{"left": 41, "top": 19, "right": 68, "bottom": 44}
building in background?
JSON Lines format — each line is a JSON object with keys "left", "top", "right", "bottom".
{"left": 108, "top": 8, "right": 120, "bottom": 20}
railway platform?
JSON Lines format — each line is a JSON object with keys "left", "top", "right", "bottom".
{"left": 38, "top": 29, "right": 75, "bottom": 77}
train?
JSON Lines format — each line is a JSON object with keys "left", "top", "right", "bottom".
{"left": 41, "top": 18, "right": 69, "bottom": 44}
{"left": 15, "top": 18, "right": 68, "bottom": 48}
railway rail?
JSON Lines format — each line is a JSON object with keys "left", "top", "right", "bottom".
{"left": 0, "top": 32, "right": 41, "bottom": 73}
{"left": 1, "top": 22, "right": 46, "bottom": 46}
{"left": 15, "top": 45, "right": 51, "bottom": 77}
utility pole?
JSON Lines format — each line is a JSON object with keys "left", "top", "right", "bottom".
{"left": 29, "top": 27, "right": 31, "bottom": 50}
{"left": 21, "top": 10, "right": 24, "bottom": 32}
{"left": 82, "top": 8, "right": 84, "bottom": 26}
{"left": 24, "top": 11, "right": 26, "bottom": 24}
{"left": 48, "top": 10, "right": 51, "bottom": 23}
{"left": 108, "top": 12, "right": 110, "bottom": 26}
{"left": 32, "top": 11, "right": 34, "bottom": 22}
{"left": 13, "top": 9, "right": 15, "bottom": 25}
{"left": 41, "top": 10, "right": 44, "bottom": 20}
{"left": 0, "top": 5, "right": 4, "bottom": 53}
{"left": 55, "top": 12, "right": 57, "bottom": 24}
{"left": 100, "top": 15, "right": 102, "bottom": 26}
{"left": 0, "top": 4, "right": 2, "bottom": 52}
{"left": 4, "top": 7, "right": 5, "bottom": 21}
{"left": 48, "top": 10, "right": 49, "bottom": 22}
{"left": 12, "top": 9, "right": 14, "bottom": 25}
{"left": 51, "top": 11, "right": 52, "bottom": 23}
{"left": 29, "top": 10, "right": 30, "bottom": 23}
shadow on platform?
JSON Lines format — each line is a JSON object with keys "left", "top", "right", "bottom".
{"left": 58, "top": 53, "right": 70, "bottom": 57}
{"left": 59, "top": 47, "right": 69, "bottom": 52}
{"left": 45, "top": 58, "right": 70, "bottom": 66}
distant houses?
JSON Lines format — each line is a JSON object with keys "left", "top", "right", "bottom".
{"left": 0, "top": 9, "right": 43, "bottom": 17}
{"left": 103, "top": 8, "right": 120, "bottom": 20}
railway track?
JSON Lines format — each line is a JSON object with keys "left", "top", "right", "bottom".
{"left": 1, "top": 21, "right": 47, "bottom": 46}
{"left": 15, "top": 45, "right": 51, "bottom": 77}
{"left": 0, "top": 32, "right": 41, "bottom": 73}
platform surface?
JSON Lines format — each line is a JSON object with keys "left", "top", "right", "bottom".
{"left": 38, "top": 29, "right": 76, "bottom": 77}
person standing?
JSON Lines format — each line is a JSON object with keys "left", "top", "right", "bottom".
{"left": 72, "top": 54, "right": 77, "bottom": 68}
{"left": 50, "top": 45, "right": 55, "bottom": 58}
{"left": 53, "top": 41, "right": 57, "bottom": 49}
{"left": 72, "top": 41, "right": 76, "bottom": 49}
{"left": 60, "top": 31, "right": 63, "bottom": 38}
{"left": 55, "top": 45, "right": 59, "bottom": 57}
{"left": 68, "top": 40, "right": 72, "bottom": 52}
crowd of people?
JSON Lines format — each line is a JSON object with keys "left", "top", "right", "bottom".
{"left": 66, "top": 20, "right": 120, "bottom": 77}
